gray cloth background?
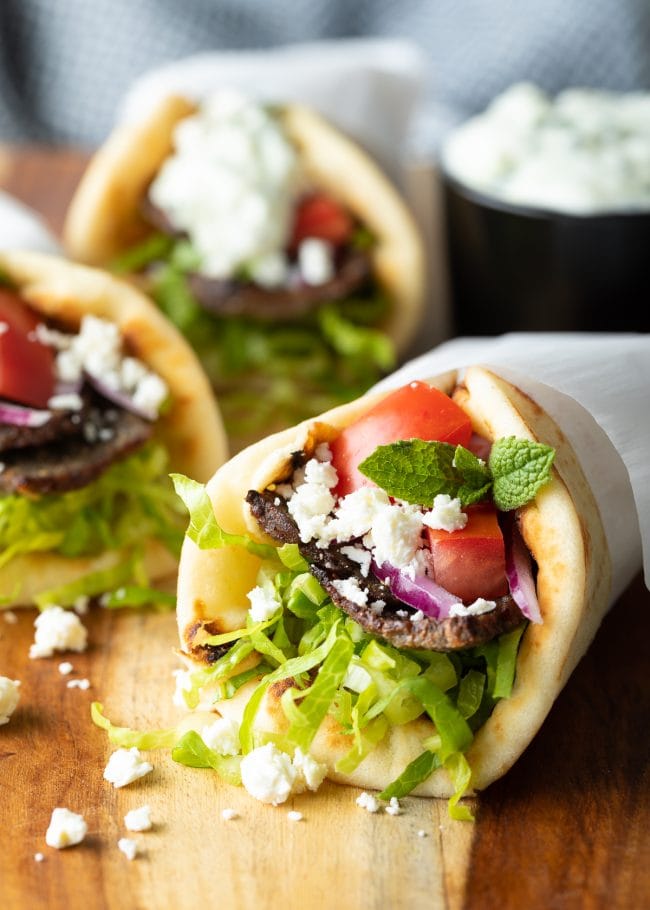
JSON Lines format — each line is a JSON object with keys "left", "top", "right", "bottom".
{"left": 0, "top": 0, "right": 648, "bottom": 153}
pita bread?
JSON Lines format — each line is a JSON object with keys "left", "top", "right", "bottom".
{"left": 63, "top": 95, "right": 425, "bottom": 355}
{"left": 0, "top": 250, "right": 227, "bottom": 608}
{"left": 175, "top": 367, "right": 611, "bottom": 796}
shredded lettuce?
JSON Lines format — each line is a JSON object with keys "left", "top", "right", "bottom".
{"left": 1, "top": 443, "right": 185, "bottom": 605}
{"left": 91, "top": 702, "right": 182, "bottom": 749}
{"left": 378, "top": 750, "right": 441, "bottom": 801}
{"left": 171, "top": 731, "right": 242, "bottom": 786}
{"left": 99, "top": 585, "right": 176, "bottom": 611}
{"left": 35, "top": 552, "right": 147, "bottom": 610}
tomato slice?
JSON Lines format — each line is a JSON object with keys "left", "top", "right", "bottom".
{"left": 330, "top": 381, "right": 473, "bottom": 497}
{"left": 290, "top": 193, "right": 354, "bottom": 248}
{"left": 425, "top": 504, "right": 508, "bottom": 604}
{"left": 0, "top": 288, "right": 56, "bottom": 408}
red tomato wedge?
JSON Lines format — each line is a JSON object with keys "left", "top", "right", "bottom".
{"left": 290, "top": 193, "right": 354, "bottom": 248}
{"left": 425, "top": 504, "right": 508, "bottom": 604}
{"left": 330, "top": 381, "right": 473, "bottom": 497}
{"left": 0, "top": 288, "right": 56, "bottom": 408}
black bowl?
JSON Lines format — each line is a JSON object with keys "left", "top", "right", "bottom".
{"left": 442, "top": 174, "right": 650, "bottom": 336}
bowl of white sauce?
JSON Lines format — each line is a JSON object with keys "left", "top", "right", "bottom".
{"left": 440, "top": 83, "right": 650, "bottom": 334}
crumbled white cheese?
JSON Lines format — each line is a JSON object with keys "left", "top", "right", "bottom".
{"left": 449, "top": 598, "right": 497, "bottom": 618}
{"left": 47, "top": 393, "right": 83, "bottom": 412}
{"left": 0, "top": 677, "right": 20, "bottom": 725}
{"left": 240, "top": 743, "right": 326, "bottom": 805}
{"left": 34, "top": 852, "right": 45, "bottom": 862}
{"left": 240, "top": 743, "right": 298, "bottom": 806}
{"left": 149, "top": 91, "right": 299, "bottom": 280}
{"left": 117, "top": 837, "right": 139, "bottom": 860}
{"left": 221, "top": 808, "right": 239, "bottom": 821}
{"left": 411, "top": 610, "right": 425, "bottom": 623}
{"left": 58, "top": 661, "right": 74, "bottom": 675}
{"left": 332, "top": 576, "right": 368, "bottom": 607}
{"left": 395, "top": 609, "right": 409, "bottom": 619}
{"left": 247, "top": 584, "right": 281, "bottom": 622}
{"left": 249, "top": 251, "right": 289, "bottom": 289}
{"left": 326, "top": 487, "right": 391, "bottom": 542}
{"left": 417, "top": 829, "right": 428, "bottom": 838}
{"left": 368, "top": 505, "right": 424, "bottom": 570}
{"left": 340, "top": 545, "right": 372, "bottom": 577}
{"left": 124, "top": 805, "right": 153, "bottom": 832}
{"left": 45, "top": 808, "right": 87, "bottom": 849}
{"left": 287, "top": 810, "right": 304, "bottom": 822}
{"left": 29, "top": 607, "right": 88, "bottom": 659}
{"left": 66, "top": 678, "right": 91, "bottom": 690}
{"left": 287, "top": 480, "right": 336, "bottom": 544}
{"left": 422, "top": 494, "right": 468, "bottom": 533}
{"left": 303, "top": 457, "right": 338, "bottom": 489}
{"left": 385, "top": 797, "right": 402, "bottom": 816}
{"left": 3, "top": 610, "right": 17, "bottom": 624}
{"left": 298, "top": 238, "right": 335, "bottom": 286}
{"left": 356, "top": 791, "right": 380, "bottom": 813}
{"left": 292, "top": 747, "right": 327, "bottom": 793}
{"left": 200, "top": 716, "right": 241, "bottom": 756}
{"left": 131, "top": 372, "right": 168, "bottom": 417}
{"left": 103, "top": 748, "right": 153, "bottom": 788}
{"left": 370, "top": 600, "right": 386, "bottom": 615}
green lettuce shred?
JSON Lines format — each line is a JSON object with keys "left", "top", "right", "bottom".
{"left": 171, "top": 731, "right": 242, "bottom": 786}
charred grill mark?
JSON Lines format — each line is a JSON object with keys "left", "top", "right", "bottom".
{"left": 247, "top": 488, "right": 525, "bottom": 652}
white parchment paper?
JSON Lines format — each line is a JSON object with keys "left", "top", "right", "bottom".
{"left": 0, "top": 192, "right": 61, "bottom": 255}
{"left": 374, "top": 333, "right": 649, "bottom": 602}
{"left": 117, "top": 39, "right": 425, "bottom": 185}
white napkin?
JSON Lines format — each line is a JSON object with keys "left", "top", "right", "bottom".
{"left": 374, "top": 333, "right": 650, "bottom": 600}
{"left": 0, "top": 191, "right": 61, "bottom": 255}
{"left": 117, "top": 38, "right": 426, "bottom": 186}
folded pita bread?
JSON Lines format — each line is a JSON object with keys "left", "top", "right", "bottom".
{"left": 62, "top": 95, "right": 425, "bottom": 355}
{"left": 0, "top": 250, "right": 227, "bottom": 608}
{"left": 175, "top": 366, "right": 611, "bottom": 797}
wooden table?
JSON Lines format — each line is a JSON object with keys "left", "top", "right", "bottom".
{"left": 0, "top": 147, "right": 648, "bottom": 910}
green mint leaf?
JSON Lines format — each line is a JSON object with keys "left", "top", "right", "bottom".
{"left": 358, "top": 440, "right": 492, "bottom": 507}
{"left": 488, "top": 437, "right": 555, "bottom": 511}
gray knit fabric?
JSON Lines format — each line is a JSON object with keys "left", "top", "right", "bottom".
{"left": 0, "top": 0, "right": 648, "bottom": 150}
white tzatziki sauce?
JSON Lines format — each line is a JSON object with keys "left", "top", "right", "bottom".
{"left": 149, "top": 91, "right": 300, "bottom": 284}
{"left": 442, "top": 83, "right": 650, "bottom": 214}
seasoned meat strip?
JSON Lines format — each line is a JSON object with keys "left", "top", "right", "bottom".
{"left": 246, "top": 489, "right": 524, "bottom": 652}
{"left": 0, "top": 407, "right": 152, "bottom": 495}
{"left": 0, "top": 389, "right": 96, "bottom": 453}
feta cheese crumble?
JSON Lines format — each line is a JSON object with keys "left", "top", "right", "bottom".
{"left": 240, "top": 743, "right": 326, "bottom": 805}
{"left": 287, "top": 810, "right": 304, "bottom": 822}
{"left": 118, "top": 837, "right": 139, "bottom": 861}
{"left": 221, "top": 808, "right": 239, "bottom": 821}
{"left": 45, "top": 808, "right": 87, "bottom": 849}
{"left": 103, "top": 748, "right": 153, "bottom": 788}
{"left": 200, "top": 716, "right": 241, "bottom": 756}
{"left": 385, "top": 797, "right": 402, "bottom": 816}
{"left": 247, "top": 584, "right": 281, "bottom": 622}
{"left": 298, "top": 238, "right": 335, "bottom": 286}
{"left": 422, "top": 494, "right": 468, "bottom": 533}
{"left": 149, "top": 91, "right": 299, "bottom": 281}
{"left": 3, "top": 610, "right": 17, "bottom": 624}
{"left": 124, "top": 805, "right": 153, "bottom": 832}
{"left": 0, "top": 677, "right": 20, "bottom": 725}
{"left": 29, "top": 607, "right": 87, "bottom": 659}
{"left": 355, "top": 791, "right": 380, "bottom": 813}
{"left": 449, "top": 598, "right": 497, "bottom": 618}
{"left": 332, "top": 577, "right": 368, "bottom": 607}
{"left": 58, "top": 661, "right": 74, "bottom": 675}
{"left": 34, "top": 852, "right": 45, "bottom": 862}
{"left": 66, "top": 678, "right": 91, "bottom": 690}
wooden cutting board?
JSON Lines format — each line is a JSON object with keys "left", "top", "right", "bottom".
{"left": 0, "top": 147, "right": 648, "bottom": 910}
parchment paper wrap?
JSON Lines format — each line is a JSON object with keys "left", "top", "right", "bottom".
{"left": 373, "top": 333, "right": 649, "bottom": 602}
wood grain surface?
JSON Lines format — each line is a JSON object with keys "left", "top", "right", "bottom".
{"left": 0, "top": 146, "right": 648, "bottom": 910}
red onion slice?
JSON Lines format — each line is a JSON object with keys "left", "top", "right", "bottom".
{"left": 0, "top": 400, "right": 51, "bottom": 427}
{"left": 372, "top": 559, "right": 461, "bottom": 621}
{"left": 505, "top": 516, "right": 542, "bottom": 624}
{"left": 84, "top": 372, "right": 155, "bottom": 421}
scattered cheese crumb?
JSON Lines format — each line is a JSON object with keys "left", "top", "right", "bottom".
{"left": 356, "top": 792, "right": 380, "bottom": 813}
{"left": 47, "top": 393, "right": 83, "bottom": 412}
{"left": 449, "top": 598, "right": 497, "bottom": 618}
{"left": 45, "top": 808, "right": 87, "bottom": 849}
{"left": 124, "top": 805, "right": 153, "bottom": 832}
{"left": 0, "top": 677, "right": 20, "bottom": 725}
{"left": 332, "top": 576, "right": 368, "bottom": 607}
{"left": 292, "top": 748, "right": 327, "bottom": 793}
{"left": 29, "top": 606, "right": 87, "bottom": 659}
{"left": 385, "top": 797, "right": 402, "bottom": 816}
{"left": 417, "top": 830, "right": 428, "bottom": 838}
{"left": 58, "top": 662, "right": 74, "bottom": 675}
{"left": 221, "top": 808, "right": 239, "bottom": 821}
{"left": 118, "top": 837, "right": 139, "bottom": 861}
{"left": 34, "top": 852, "right": 45, "bottom": 862}
{"left": 66, "top": 678, "right": 91, "bottom": 690}
{"left": 247, "top": 585, "right": 281, "bottom": 622}
{"left": 240, "top": 743, "right": 297, "bottom": 806}
{"left": 340, "top": 545, "right": 372, "bottom": 577}
{"left": 3, "top": 610, "right": 17, "bottom": 624}
{"left": 423, "top": 494, "right": 468, "bottom": 532}
{"left": 287, "top": 810, "right": 304, "bottom": 822}
{"left": 103, "top": 748, "right": 153, "bottom": 788}
{"left": 201, "top": 717, "right": 241, "bottom": 756}
{"left": 411, "top": 610, "right": 425, "bottom": 623}
{"left": 298, "top": 238, "right": 335, "bottom": 286}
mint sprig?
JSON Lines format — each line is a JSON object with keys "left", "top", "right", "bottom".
{"left": 358, "top": 436, "right": 554, "bottom": 511}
